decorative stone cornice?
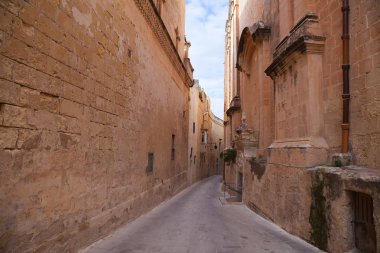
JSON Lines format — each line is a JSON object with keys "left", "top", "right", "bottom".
{"left": 265, "top": 13, "right": 326, "bottom": 79}
{"left": 133, "top": 0, "right": 193, "bottom": 87}
{"left": 250, "top": 21, "right": 271, "bottom": 40}
{"left": 226, "top": 96, "right": 241, "bottom": 116}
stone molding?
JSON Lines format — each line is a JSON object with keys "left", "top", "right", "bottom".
{"left": 226, "top": 96, "right": 241, "bottom": 116}
{"left": 265, "top": 13, "right": 326, "bottom": 79}
{"left": 268, "top": 136, "right": 329, "bottom": 149}
{"left": 133, "top": 0, "right": 193, "bottom": 87}
{"left": 236, "top": 21, "right": 271, "bottom": 71}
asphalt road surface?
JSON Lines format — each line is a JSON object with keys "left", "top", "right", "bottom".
{"left": 81, "top": 176, "right": 324, "bottom": 253}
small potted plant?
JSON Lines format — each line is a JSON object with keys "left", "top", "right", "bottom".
{"left": 223, "top": 148, "right": 237, "bottom": 165}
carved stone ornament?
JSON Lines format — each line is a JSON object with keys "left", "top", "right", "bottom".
{"left": 235, "top": 113, "right": 259, "bottom": 150}
{"left": 265, "top": 13, "right": 326, "bottom": 79}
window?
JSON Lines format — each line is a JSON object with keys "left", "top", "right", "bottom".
{"left": 147, "top": 153, "right": 154, "bottom": 174}
{"left": 190, "top": 147, "right": 193, "bottom": 158}
{"left": 171, "top": 135, "right": 175, "bottom": 160}
{"left": 193, "top": 122, "right": 195, "bottom": 133}
{"left": 201, "top": 131, "right": 208, "bottom": 144}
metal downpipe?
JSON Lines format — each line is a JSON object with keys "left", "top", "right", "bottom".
{"left": 341, "top": 0, "right": 350, "bottom": 153}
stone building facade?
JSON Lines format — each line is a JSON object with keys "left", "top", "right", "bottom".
{"left": 188, "top": 80, "right": 224, "bottom": 184}
{"left": 224, "top": 0, "right": 380, "bottom": 252}
{"left": 209, "top": 112, "right": 224, "bottom": 176}
{"left": 0, "top": 0, "right": 194, "bottom": 252}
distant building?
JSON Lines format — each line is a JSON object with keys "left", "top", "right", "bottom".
{"left": 224, "top": 0, "right": 379, "bottom": 252}
{"left": 188, "top": 80, "right": 224, "bottom": 184}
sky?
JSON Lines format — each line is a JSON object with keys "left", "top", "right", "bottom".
{"left": 185, "top": 0, "right": 228, "bottom": 119}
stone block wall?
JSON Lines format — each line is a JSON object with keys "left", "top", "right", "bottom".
{"left": 349, "top": 0, "right": 380, "bottom": 169}
{"left": 243, "top": 161, "right": 313, "bottom": 240}
{"left": 316, "top": 0, "right": 380, "bottom": 168}
{"left": 0, "top": 0, "right": 190, "bottom": 252}
{"left": 316, "top": 0, "right": 344, "bottom": 154}
{"left": 225, "top": 0, "right": 380, "bottom": 252}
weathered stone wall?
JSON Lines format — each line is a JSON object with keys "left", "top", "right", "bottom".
{"left": 188, "top": 82, "right": 205, "bottom": 184}
{"left": 224, "top": 0, "right": 380, "bottom": 252}
{"left": 308, "top": 166, "right": 380, "bottom": 253}
{"left": 0, "top": 0, "right": 190, "bottom": 252}
{"left": 238, "top": 0, "right": 380, "bottom": 169}
{"left": 313, "top": 0, "right": 380, "bottom": 168}
{"left": 239, "top": 0, "right": 264, "bottom": 31}
{"left": 316, "top": 0, "right": 349, "bottom": 157}
{"left": 243, "top": 162, "right": 312, "bottom": 239}
{"left": 347, "top": 0, "right": 380, "bottom": 169}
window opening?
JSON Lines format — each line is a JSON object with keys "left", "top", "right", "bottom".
{"left": 201, "top": 131, "right": 208, "bottom": 144}
{"left": 147, "top": 153, "right": 154, "bottom": 174}
{"left": 171, "top": 134, "right": 175, "bottom": 160}
{"left": 352, "top": 192, "right": 376, "bottom": 253}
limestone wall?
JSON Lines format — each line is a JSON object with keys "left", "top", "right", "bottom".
{"left": 224, "top": 0, "right": 380, "bottom": 252}
{"left": 347, "top": 0, "right": 380, "bottom": 169}
{"left": 188, "top": 82, "right": 203, "bottom": 184}
{"left": 210, "top": 113, "right": 224, "bottom": 175}
{"left": 237, "top": 0, "right": 380, "bottom": 170}
{"left": 0, "top": 0, "right": 190, "bottom": 252}
{"left": 159, "top": 0, "right": 186, "bottom": 59}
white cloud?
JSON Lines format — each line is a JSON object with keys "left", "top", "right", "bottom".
{"left": 186, "top": 0, "right": 228, "bottom": 119}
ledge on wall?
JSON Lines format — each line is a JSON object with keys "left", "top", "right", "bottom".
{"left": 226, "top": 96, "right": 241, "bottom": 116}
{"left": 265, "top": 13, "right": 326, "bottom": 79}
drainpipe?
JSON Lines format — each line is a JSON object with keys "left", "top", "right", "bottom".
{"left": 341, "top": 0, "right": 350, "bottom": 153}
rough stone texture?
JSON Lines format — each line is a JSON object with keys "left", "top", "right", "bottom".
{"left": 0, "top": 0, "right": 191, "bottom": 252}
{"left": 348, "top": 0, "right": 380, "bottom": 169}
{"left": 224, "top": 0, "right": 380, "bottom": 252}
{"left": 309, "top": 166, "right": 380, "bottom": 253}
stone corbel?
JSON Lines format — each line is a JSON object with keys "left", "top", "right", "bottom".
{"left": 226, "top": 96, "right": 241, "bottom": 116}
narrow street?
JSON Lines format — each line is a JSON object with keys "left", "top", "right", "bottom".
{"left": 81, "top": 176, "right": 323, "bottom": 253}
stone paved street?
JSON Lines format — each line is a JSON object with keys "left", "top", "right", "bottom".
{"left": 80, "top": 176, "right": 324, "bottom": 253}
